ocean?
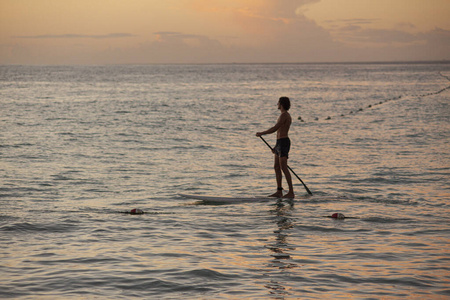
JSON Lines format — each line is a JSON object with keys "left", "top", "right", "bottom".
{"left": 1, "top": 63, "right": 449, "bottom": 299}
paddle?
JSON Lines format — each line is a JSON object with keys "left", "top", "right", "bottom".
{"left": 259, "top": 136, "right": 313, "bottom": 195}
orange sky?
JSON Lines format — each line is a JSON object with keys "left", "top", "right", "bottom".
{"left": 1, "top": 0, "right": 449, "bottom": 64}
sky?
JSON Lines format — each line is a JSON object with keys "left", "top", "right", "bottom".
{"left": 1, "top": 0, "right": 449, "bottom": 64}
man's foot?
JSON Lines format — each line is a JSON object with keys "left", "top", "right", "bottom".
{"left": 269, "top": 191, "right": 283, "bottom": 198}
{"left": 282, "top": 192, "right": 295, "bottom": 199}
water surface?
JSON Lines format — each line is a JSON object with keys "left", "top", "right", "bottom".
{"left": 1, "top": 63, "right": 449, "bottom": 299}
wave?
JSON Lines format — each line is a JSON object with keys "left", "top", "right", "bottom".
{"left": 0, "top": 221, "right": 78, "bottom": 234}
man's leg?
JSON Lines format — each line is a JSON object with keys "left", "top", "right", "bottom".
{"left": 279, "top": 157, "right": 295, "bottom": 198}
{"left": 269, "top": 154, "right": 283, "bottom": 197}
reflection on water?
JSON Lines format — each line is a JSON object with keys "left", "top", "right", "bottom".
{"left": 265, "top": 199, "right": 297, "bottom": 297}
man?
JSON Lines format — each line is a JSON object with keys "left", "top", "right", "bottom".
{"left": 256, "top": 97, "right": 294, "bottom": 198}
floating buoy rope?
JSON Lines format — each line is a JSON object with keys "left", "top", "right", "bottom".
{"left": 299, "top": 72, "right": 450, "bottom": 122}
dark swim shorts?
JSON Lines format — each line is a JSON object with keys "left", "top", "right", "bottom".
{"left": 273, "top": 137, "right": 291, "bottom": 158}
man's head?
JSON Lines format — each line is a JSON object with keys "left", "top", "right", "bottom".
{"left": 278, "top": 97, "right": 290, "bottom": 111}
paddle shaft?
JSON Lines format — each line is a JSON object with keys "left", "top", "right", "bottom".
{"left": 259, "top": 136, "right": 313, "bottom": 195}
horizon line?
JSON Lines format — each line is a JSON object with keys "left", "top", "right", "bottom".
{"left": 1, "top": 59, "right": 449, "bottom": 67}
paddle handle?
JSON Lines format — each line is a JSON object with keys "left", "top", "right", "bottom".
{"left": 259, "top": 135, "right": 274, "bottom": 151}
{"left": 258, "top": 136, "right": 313, "bottom": 195}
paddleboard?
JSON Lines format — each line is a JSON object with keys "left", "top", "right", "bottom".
{"left": 179, "top": 193, "right": 276, "bottom": 203}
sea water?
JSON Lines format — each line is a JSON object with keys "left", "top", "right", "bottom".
{"left": 1, "top": 63, "right": 449, "bottom": 299}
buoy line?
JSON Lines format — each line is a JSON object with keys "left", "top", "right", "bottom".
{"left": 299, "top": 72, "right": 450, "bottom": 122}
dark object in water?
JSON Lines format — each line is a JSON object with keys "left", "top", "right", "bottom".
{"left": 130, "top": 208, "right": 144, "bottom": 215}
{"left": 331, "top": 213, "right": 345, "bottom": 219}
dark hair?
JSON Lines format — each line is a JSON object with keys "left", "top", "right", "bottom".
{"left": 279, "top": 97, "right": 290, "bottom": 110}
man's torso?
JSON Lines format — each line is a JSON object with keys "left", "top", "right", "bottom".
{"left": 277, "top": 112, "right": 292, "bottom": 139}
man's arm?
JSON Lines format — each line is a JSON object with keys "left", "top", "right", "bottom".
{"left": 256, "top": 114, "right": 285, "bottom": 136}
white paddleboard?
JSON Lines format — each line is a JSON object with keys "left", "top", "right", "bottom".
{"left": 179, "top": 193, "right": 276, "bottom": 203}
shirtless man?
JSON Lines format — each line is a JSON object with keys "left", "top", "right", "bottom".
{"left": 256, "top": 97, "right": 294, "bottom": 198}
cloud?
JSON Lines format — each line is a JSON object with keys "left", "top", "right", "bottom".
{"left": 337, "top": 27, "right": 419, "bottom": 45}
{"left": 396, "top": 22, "right": 417, "bottom": 31}
{"left": 94, "top": 31, "right": 229, "bottom": 64}
{"left": 420, "top": 27, "right": 450, "bottom": 46}
{"left": 12, "top": 33, "right": 137, "bottom": 39}
{"left": 335, "top": 25, "right": 450, "bottom": 52}
{"left": 132, "top": 1, "right": 341, "bottom": 63}
{"left": 320, "top": 17, "right": 450, "bottom": 50}
{"left": 325, "top": 18, "right": 380, "bottom": 26}
{"left": 154, "top": 32, "right": 211, "bottom": 41}
{"left": 152, "top": 31, "right": 223, "bottom": 49}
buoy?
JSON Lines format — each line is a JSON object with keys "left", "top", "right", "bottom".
{"left": 331, "top": 213, "right": 345, "bottom": 219}
{"left": 130, "top": 208, "right": 144, "bottom": 215}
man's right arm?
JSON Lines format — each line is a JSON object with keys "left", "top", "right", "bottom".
{"left": 256, "top": 115, "right": 285, "bottom": 136}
